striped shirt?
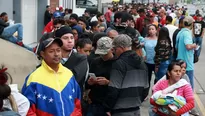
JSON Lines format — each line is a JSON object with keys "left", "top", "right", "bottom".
{"left": 152, "top": 80, "right": 194, "bottom": 115}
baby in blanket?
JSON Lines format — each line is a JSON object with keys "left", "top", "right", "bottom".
{"left": 151, "top": 79, "right": 189, "bottom": 116}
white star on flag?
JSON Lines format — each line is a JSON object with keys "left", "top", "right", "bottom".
{"left": 37, "top": 94, "right": 41, "bottom": 98}
{"left": 43, "top": 95, "right": 47, "bottom": 100}
{"left": 69, "top": 95, "right": 73, "bottom": 100}
{"left": 49, "top": 98, "right": 53, "bottom": 103}
{"left": 34, "top": 91, "right": 37, "bottom": 95}
{"left": 72, "top": 88, "right": 75, "bottom": 93}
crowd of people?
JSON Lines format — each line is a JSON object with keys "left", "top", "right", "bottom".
{"left": 0, "top": 2, "right": 204, "bottom": 116}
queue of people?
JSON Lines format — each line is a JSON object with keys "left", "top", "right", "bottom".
{"left": 0, "top": 2, "right": 204, "bottom": 116}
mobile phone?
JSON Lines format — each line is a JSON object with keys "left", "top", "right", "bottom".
{"left": 196, "top": 45, "right": 200, "bottom": 50}
{"left": 88, "top": 73, "right": 96, "bottom": 79}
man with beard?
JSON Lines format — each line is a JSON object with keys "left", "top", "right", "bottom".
{"left": 97, "top": 13, "right": 107, "bottom": 32}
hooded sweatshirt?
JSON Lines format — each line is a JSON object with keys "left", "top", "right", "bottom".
{"left": 103, "top": 50, "right": 149, "bottom": 114}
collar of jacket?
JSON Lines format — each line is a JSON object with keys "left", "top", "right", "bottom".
{"left": 41, "top": 60, "right": 64, "bottom": 73}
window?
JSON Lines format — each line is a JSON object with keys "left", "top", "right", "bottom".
{"left": 76, "top": 0, "right": 98, "bottom": 8}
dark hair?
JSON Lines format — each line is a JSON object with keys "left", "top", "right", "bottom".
{"left": 121, "top": 12, "right": 133, "bottom": 23}
{"left": 114, "top": 12, "right": 123, "bottom": 23}
{"left": 113, "top": 7, "right": 118, "bottom": 12}
{"left": 78, "top": 17, "right": 89, "bottom": 28}
{"left": 68, "top": 9, "right": 73, "bottom": 14}
{"left": 90, "top": 21, "right": 98, "bottom": 29}
{"left": 175, "top": 59, "right": 186, "bottom": 67}
{"left": 147, "top": 24, "right": 157, "bottom": 36}
{"left": 166, "top": 16, "right": 173, "bottom": 23}
{"left": 0, "top": 12, "right": 7, "bottom": 17}
{"left": 53, "top": 18, "right": 65, "bottom": 25}
{"left": 97, "top": 13, "right": 103, "bottom": 19}
{"left": 138, "top": 8, "right": 145, "bottom": 13}
{"left": 92, "top": 33, "right": 107, "bottom": 49}
{"left": 76, "top": 39, "right": 92, "bottom": 48}
{"left": 79, "top": 32, "right": 90, "bottom": 39}
{"left": 64, "top": 8, "right": 69, "bottom": 12}
{"left": 197, "top": 14, "right": 202, "bottom": 17}
{"left": 0, "top": 66, "right": 11, "bottom": 110}
{"left": 156, "top": 27, "right": 171, "bottom": 47}
{"left": 166, "top": 61, "right": 181, "bottom": 79}
{"left": 46, "top": 5, "right": 50, "bottom": 8}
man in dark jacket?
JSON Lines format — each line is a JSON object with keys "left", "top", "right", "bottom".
{"left": 103, "top": 34, "right": 148, "bottom": 116}
{"left": 55, "top": 26, "right": 88, "bottom": 94}
{"left": 86, "top": 37, "right": 115, "bottom": 116}
{"left": 44, "top": 5, "right": 52, "bottom": 26}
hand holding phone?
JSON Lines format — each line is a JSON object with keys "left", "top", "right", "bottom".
{"left": 195, "top": 45, "right": 200, "bottom": 50}
{"left": 88, "top": 73, "right": 97, "bottom": 85}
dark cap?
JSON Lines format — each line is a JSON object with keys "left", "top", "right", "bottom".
{"left": 55, "top": 26, "right": 72, "bottom": 38}
{"left": 38, "top": 38, "right": 63, "bottom": 52}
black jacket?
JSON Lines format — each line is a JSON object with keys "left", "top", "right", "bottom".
{"left": 0, "top": 18, "right": 8, "bottom": 35}
{"left": 63, "top": 51, "right": 88, "bottom": 92}
{"left": 44, "top": 10, "right": 51, "bottom": 26}
{"left": 86, "top": 57, "right": 115, "bottom": 104}
{"left": 103, "top": 50, "right": 148, "bottom": 114}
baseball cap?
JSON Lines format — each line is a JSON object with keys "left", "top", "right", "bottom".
{"left": 38, "top": 38, "right": 63, "bottom": 52}
{"left": 95, "top": 37, "right": 113, "bottom": 55}
{"left": 112, "top": 34, "right": 132, "bottom": 48}
{"left": 183, "top": 16, "right": 194, "bottom": 26}
{"left": 53, "top": 11, "right": 61, "bottom": 18}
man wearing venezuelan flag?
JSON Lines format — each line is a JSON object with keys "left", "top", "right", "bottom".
{"left": 22, "top": 38, "right": 82, "bottom": 116}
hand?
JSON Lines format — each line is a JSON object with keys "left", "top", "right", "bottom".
{"left": 106, "top": 112, "right": 111, "bottom": 116}
{"left": 88, "top": 77, "right": 97, "bottom": 85}
{"left": 96, "top": 77, "right": 109, "bottom": 85}
{"left": 152, "top": 107, "right": 158, "bottom": 113}
{"left": 167, "top": 107, "right": 177, "bottom": 116}
{"left": 193, "top": 43, "right": 197, "bottom": 49}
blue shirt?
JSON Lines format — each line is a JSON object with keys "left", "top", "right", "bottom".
{"left": 176, "top": 28, "right": 194, "bottom": 71}
{"left": 144, "top": 38, "right": 157, "bottom": 64}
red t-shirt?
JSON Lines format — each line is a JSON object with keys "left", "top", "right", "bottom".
{"left": 135, "top": 15, "right": 146, "bottom": 34}
{"left": 104, "top": 10, "right": 112, "bottom": 23}
{"left": 42, "top": 21, "right": 53, "bottom": 34}
{"left": 160, "top": 16, "right": 166, "bottom": 26}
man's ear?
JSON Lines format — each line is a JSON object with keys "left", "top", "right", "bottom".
{"left": 77, "top": 46, "right": 80, "bottom": 52}
{"left": 40, "top": 51, "right": 45, "bottom": 59}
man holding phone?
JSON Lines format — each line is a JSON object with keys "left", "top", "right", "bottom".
{"left": 85, "top": 37, "right": 115, "bottom": 116}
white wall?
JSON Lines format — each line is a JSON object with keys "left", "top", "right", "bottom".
{"left": 21, "top": 0, "right": 38, "bottom": 45}
{"left": 0, "top": 0, "right": 13, "bottom": 20}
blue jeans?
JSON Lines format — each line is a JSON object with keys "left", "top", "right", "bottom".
{"left": 156, "top": 60, "right": 170, "bottom": 82}
{"left": 194, "top": 37, "right": 202, "bottom": 57}
{"left": 186, "top": 70, "right": 194, "bottom": 89}
{"left": 1, "top": 23, "right": 23, "bottom": 43}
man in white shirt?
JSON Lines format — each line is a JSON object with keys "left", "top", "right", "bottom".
{"left": 165, "top": 16, "right": 178, "bottom": 46}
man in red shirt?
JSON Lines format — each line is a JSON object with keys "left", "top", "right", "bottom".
{"left": 135, "top": 8, "right": 146, "bottom": 34}
{"left": 104, "top": 6, "right": 113, "bottom": 26}
{"left": 42, "top": 11, "right": 62, "bottom": 34}
{"left": 159, "top": 8, "right": 167, "bottom": 27}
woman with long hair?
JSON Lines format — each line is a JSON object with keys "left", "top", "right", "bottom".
{"left": 154, "top": 27, "right": 172, "bottom": 82}
{"left": 143, "top": 24, "right": 158, "bottom": 101}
